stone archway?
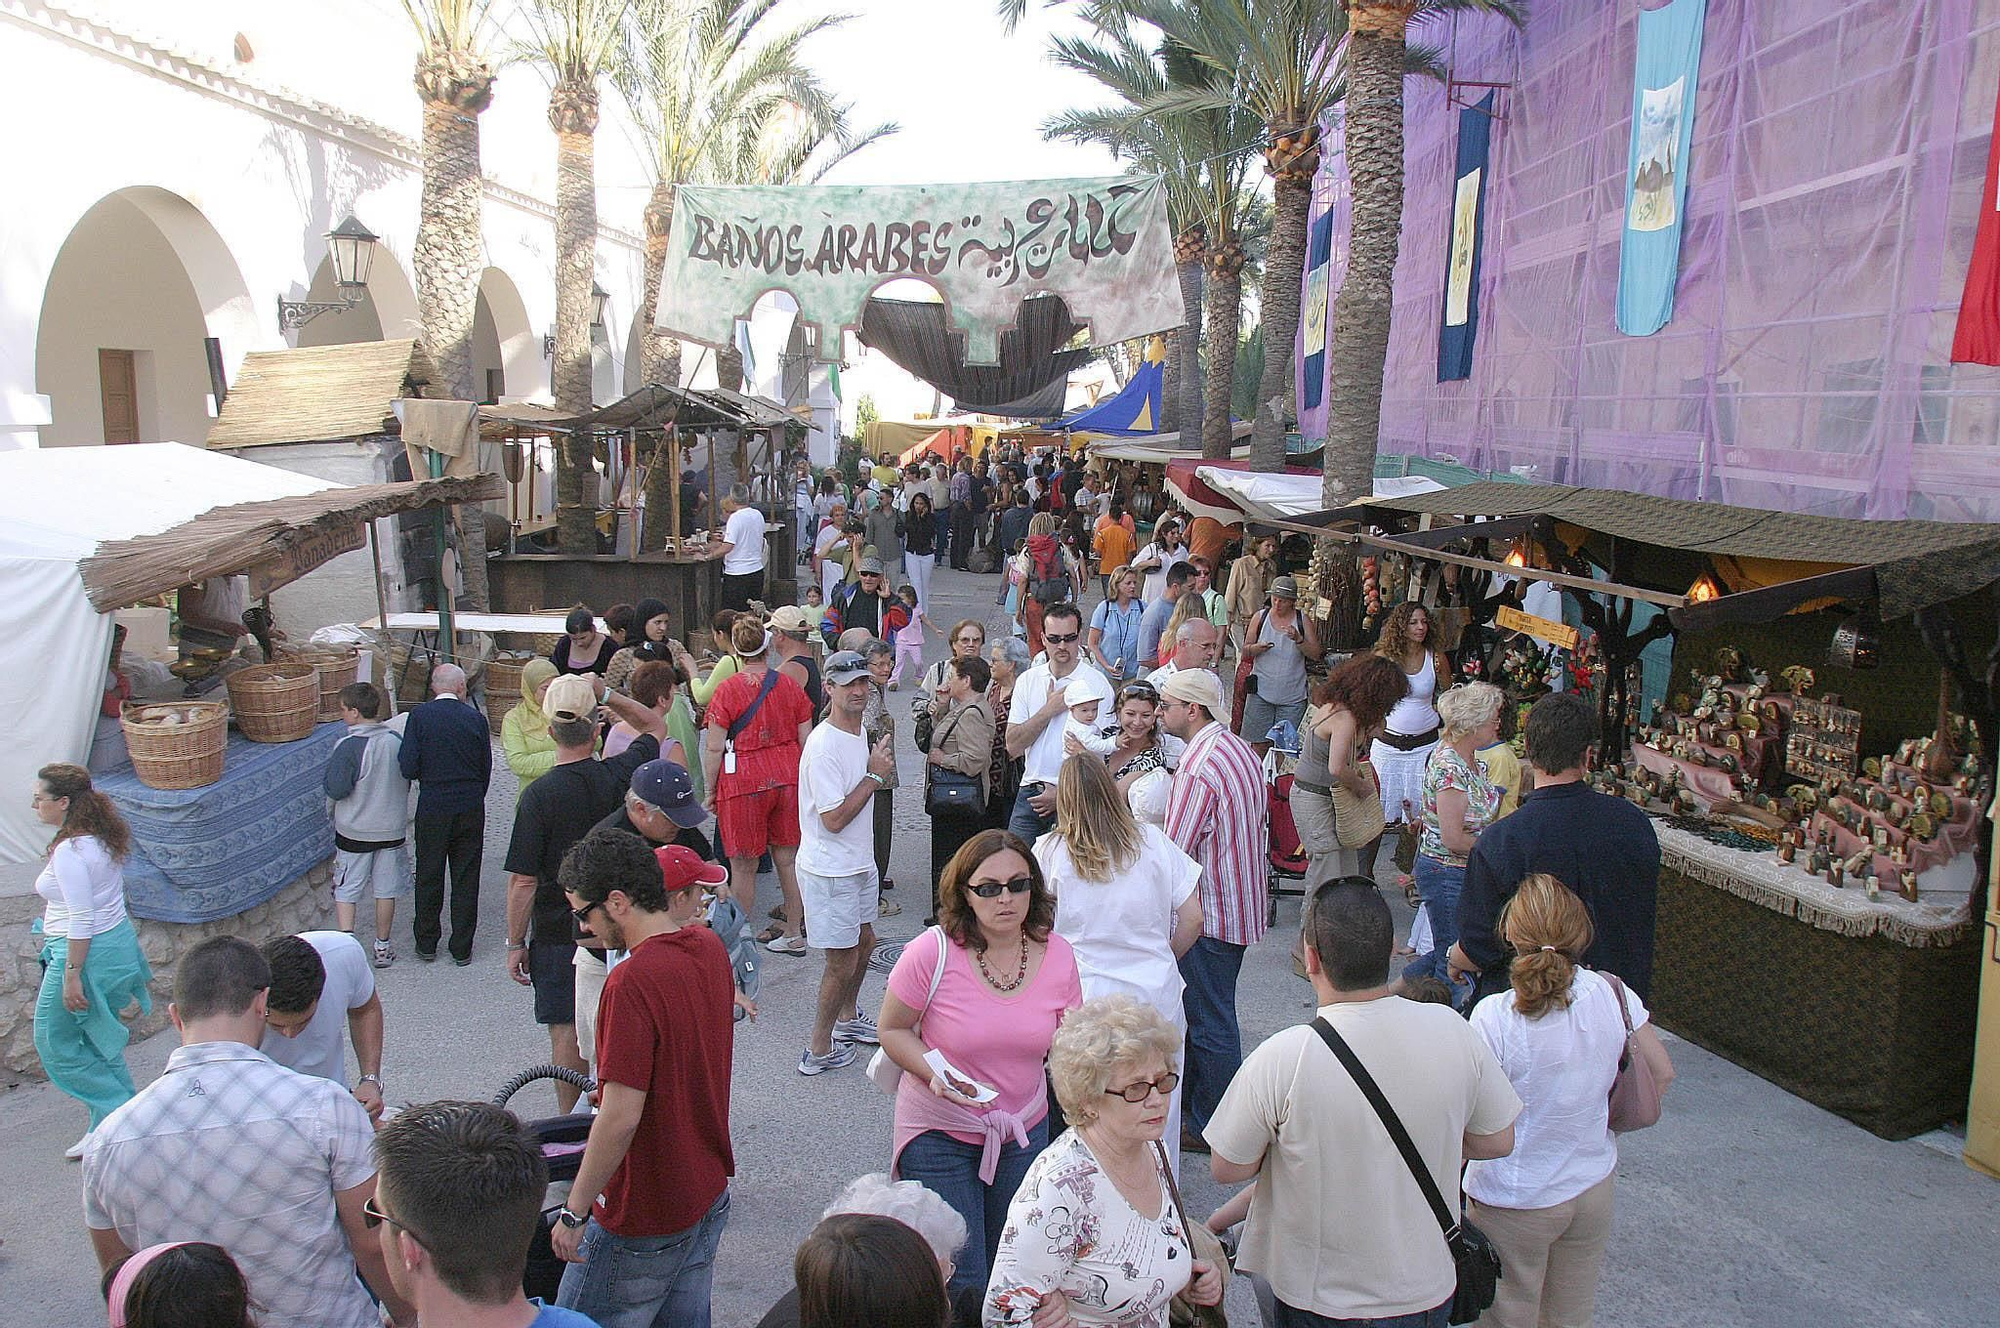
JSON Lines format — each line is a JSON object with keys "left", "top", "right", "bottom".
{"left": 473, "top": 267, "right": 537, "bottom": 403}
{"left": 34, "top": 186, "right": 256, "bottom": 446}
{"left": 293, "top": 236, "right": 421, "bottom": 350}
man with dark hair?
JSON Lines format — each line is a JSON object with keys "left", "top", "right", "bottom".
{"left": 1138, "top": 560, "right": 1193, "bottom": 669}
{"left": 326, "top": 680, "right": 409, "bottom": 961}
{"left": 371, "top": 1100, "right": 592, "bottom": 1325}
{"left": 1003, "top": 601, "right": 1109, "bottom": 842}
{"left": 259, "top": 932, "right": 386, "bottom": 1121}
{"left": 84, "top": 937, "right": 412, "bottom": 1328}
{"left": 399, "top": 662, "right": 493, "bottom": 968}
{"left": 1207, "top": 879, "right": 1519, "bottom": 1328}
{"left": 552, "top": 831, "right": 736, "bottom": 1328}
{"left": 1448, "top": 691, "right": 1661, "bottom": 1003}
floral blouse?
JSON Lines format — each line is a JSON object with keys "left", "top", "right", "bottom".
{"left": 1418, "top": 744, "right": 1501, "bottom": 868}
{"left": 984, "top": 1130, "right": 1193, "bottom": 1327}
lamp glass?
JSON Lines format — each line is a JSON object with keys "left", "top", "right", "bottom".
{"left": 327, "top": 216, "right": 378, "bottom": 293}
{"left": 590, "top": 283, "right": 610, "bottom": 333}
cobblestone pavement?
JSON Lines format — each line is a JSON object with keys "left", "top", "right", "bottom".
{"left": 2, "top": 563, "right": 1995, "bottom": 1326}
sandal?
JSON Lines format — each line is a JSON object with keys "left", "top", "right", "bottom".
{"left": 768, "top": 905, "right": 785, "bottom": 921}
{"left": 1398, "top": 874, "right": 1421, "bottom": 909}
{"left": 756, "top": 922, "right": 787, "bottom": 944}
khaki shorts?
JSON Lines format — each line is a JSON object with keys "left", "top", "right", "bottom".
{"left": 333, "top": 846, "right": 409, "bottom": 903}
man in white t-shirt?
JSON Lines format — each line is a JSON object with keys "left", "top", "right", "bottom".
{"left": 259, "top": 932, "right": 387, "bottom": 1121}
{"left": 717, "top": 483, "right": 769, "bottom": 612}
{"left": 794, "top": 651, "right": 897, "bottom": 1078}
{"left": 1002, "top": 601, "right": 1108, "bottom": 843}
{"left": 1207, "top": 880, "right": 1520, "bottom": 1325}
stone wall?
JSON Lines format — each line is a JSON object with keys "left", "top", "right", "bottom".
{"left": 0, "top": 859, "right": 333, "bottom": 1084}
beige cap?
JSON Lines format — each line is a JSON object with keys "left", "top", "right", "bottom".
{"left": 767, "top": 605, "right": 812, "bottom": 636}
{"left": 1159, "top": 667, "right": 1224, "bottom": 715}
{"left": 544, "top": 674, "right": 601, "bottom": 723}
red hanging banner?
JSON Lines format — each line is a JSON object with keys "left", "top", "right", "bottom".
{"left": 1951, "top": 79, "right": 2000, "bottom": 365}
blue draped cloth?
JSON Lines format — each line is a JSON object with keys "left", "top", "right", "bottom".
{"left": 96, "top": 722, "right": 342, "bottom": 923}
{"left": 1615, "top": 0, "right": 1707, "bottom": 336}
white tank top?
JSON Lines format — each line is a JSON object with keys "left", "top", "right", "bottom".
{"left": 1384, "top": 651, "right": 1440, "bottom": 737}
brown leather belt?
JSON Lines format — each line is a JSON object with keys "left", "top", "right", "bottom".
{"left": 1378, "top": 726, "right": 1440, "bottom": 752}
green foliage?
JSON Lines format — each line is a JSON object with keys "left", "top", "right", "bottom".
{"left": 1232, "top": 320, "right": 1265, "bottom": 422}
{"left": 854, "top": 393, "right": 880, "bottom": 432}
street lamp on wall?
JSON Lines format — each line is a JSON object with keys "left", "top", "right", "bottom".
{"left": 277, "top": 216, "right": 380, "bottom": 331}
{"left": 544, "top": 283, "right": 611, "bottom": 357}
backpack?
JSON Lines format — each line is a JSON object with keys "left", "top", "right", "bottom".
{"left": 1030, "top": 542, "right": 1069, "bottom": 606}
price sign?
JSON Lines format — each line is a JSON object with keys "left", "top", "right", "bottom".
{"left": 1496, "top": 605, "right": 1579, "bottom": 651}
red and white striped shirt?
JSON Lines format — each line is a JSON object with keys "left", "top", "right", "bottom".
{"left": 1164, "top": 720, "right": 1269, "bottom": 946}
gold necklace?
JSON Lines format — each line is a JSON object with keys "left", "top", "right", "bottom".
{"left": 977, "top": 939, "right": 1030, "bottom": 992}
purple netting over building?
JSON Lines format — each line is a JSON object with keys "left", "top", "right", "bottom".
{"left": 1298, "top": 0, "right": 2000, "bottom": 521}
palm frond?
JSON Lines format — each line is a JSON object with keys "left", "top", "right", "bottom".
{"left": 401, "top": 0, "right": 497, "bottom": 56}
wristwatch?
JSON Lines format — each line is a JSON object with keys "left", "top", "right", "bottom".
{"left": 358, "top": 1073, "right": 383, "bottom": 1091}
{"left": 556, "top": 1205, "right": 589, "bottom": 1229}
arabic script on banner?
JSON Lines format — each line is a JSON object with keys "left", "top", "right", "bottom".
{"left": 655, "top": 178, "right": 1181, "bottom": 366}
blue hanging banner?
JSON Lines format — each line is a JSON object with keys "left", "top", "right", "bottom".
{"left": 1301, "top": 208, "right": 1335, "bottom": 410}
{"left": 1615, "top": 0, "right": 1706, "bottom": 336}
{"left": 1438, "top": 92, "right": 1495, "bottom": 381}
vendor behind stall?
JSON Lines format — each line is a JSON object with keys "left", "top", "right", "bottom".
{"left": 175, "top": 575, "right": 269, "bottom": 665}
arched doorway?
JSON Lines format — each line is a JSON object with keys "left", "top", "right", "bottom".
{"left": 293, "top": 239, "right": 421, "bottom": 350}
{"left": 473, "top": 267, "right": 537, "bottom": 403}
{"left": 34, "top": 186, "right": 256, "bottom": 446}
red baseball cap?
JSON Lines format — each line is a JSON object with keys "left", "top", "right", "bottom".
{"left": 655, "top": 844, "right": 728, "bottom": 893}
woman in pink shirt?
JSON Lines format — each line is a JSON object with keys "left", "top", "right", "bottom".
{"left": 878, "top": 828, "right": 1082, "bottom": 1302}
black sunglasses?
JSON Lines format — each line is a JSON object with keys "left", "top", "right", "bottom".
{"left": 363, "top": 1194, "right": 424, "bottom": 1245}
{"left": 571, "top": 899, "right": 604, "bottom": 928}
{"left": 1105, "top": 1071, "right": 1180, "bottom": 1103}
{"left": 967, "top": 876, "right": 1034, "bottom": 899}
{"left": 1044, "top": 632, "right": 1080, "bottom": 645}
{"left": 1119, "top": 682, "right": 1160, "bottom": 703}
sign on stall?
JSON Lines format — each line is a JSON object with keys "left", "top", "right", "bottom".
{"left": 247, "top": 522, "right": 366, "bottom": 598}
{"left": 1496, "top": 604, "right": 1580, "bottom": 651}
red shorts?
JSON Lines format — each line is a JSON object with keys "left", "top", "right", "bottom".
{"left": 717, "top": 783, "right": 801, "bottom": 859}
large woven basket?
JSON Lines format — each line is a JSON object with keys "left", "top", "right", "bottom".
{"left": 225, "top": 662, "right": 320, "bottom": 742}
{"left": 121, "top": 701, "right": 227, "bottom": 790}
{"left": 486, "top": 652, "right": 536, "bottom": 736}
{"left": 279, "top": 645, "right": 361, "bottom": 722}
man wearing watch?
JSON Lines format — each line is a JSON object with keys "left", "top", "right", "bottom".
{"left": 260, "top": 932, "right": 388, "bottom": 1122}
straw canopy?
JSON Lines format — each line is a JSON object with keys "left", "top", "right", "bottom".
{"left": 207, "top": 339, "right": 438, "bottom": 449}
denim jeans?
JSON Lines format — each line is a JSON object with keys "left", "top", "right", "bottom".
{"left": 1404, "top": 855, "right": 1468, "bottom": 1000}
{"left": 897, "top": 1118, "right": 1049, "bottom": 1301}
{"left": 556, "top": 1187, "right": 730, "bottom": 1328}
{"left": 1178, "top": 935, "right": 1246, "bottom": 1133}
{"left": 1006, "top": 783, "right": 1057, "bottom": 845}
{"left": 1273, "top": 1297, "right": 1451, "bottom": 1328}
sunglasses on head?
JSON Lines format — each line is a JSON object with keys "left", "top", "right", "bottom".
{"left": 1120, "top": 682, "right": 1159, "bottom": 702}
{"left": 1044, "top": 631, "right": 1080, "bottom": 644}
{"left": 967, "top": 875, "right": 1033, "bottom": 899}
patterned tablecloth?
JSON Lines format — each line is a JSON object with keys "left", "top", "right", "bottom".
{"left": 96, "top": 723, "right": 341, "bottom": 924}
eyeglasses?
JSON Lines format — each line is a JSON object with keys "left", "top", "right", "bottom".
{"left": 1119, "top": 682, "right": 1159, "bottom": 702}
{"left": 966, "top": 876, "right": 1033, "bottom": 899}
{"left": 1044, "top": 632, "right": 1080, "bottom": 645}
{"left": 1105, "top": 1072, "right": 1180, "bottom": 1103}
{"left": 363, "top": 1194, "right": 426, "bottom": 1246}
{"left": 571, "top": 900, "right": 604, "bottom": 928}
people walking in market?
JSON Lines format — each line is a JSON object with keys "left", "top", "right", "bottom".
{"left": 1088, "top": 564, "right": 1145, "bottom": 685}
{"left": 1019, "top": 514, "right": 1073, "bottom": 655}
{"left": 949, "top": 458, "right": 975, "bottom": 569}
{"left": 1131, "top": 515, "right": 1188, "bottom": 605}
{"left": 877, "top": 829, "right": 1082, "bottom": 1302}
{"left": 905, "top": 490, "right": 940, "bottom": 622}
{"left": 1464, "top": 874, "right": 1675, "bottom": 1328}
{"left": 823, "top": 555, "right": 907, "bottom": 648}
{"left": 399, "top": 663, "right": 492, "bottom": 969}
{"left": 1003, "top": 602, "right": 1109, "bottom": 843}
{"left": 30, "top": 763, "right": 151, "bottom": 1158}
{"left": 1292, "top": 655, "right": 1408, "bottom": 895}
{"left": 863, "top": 479, "right": 905, "bottom": 579}
{"left": 258, "top": 932, "right": 386, "bottom": 1121}
{"left": 983, "top": 636, "right": 1032, "bottom": 831}
{"left": 1223, "top": 534, "right": 1277, "bottom": 652}
{"left": 553, "top": 605, "right": 617, "bottom": 677}
{"left": 1448, "top": 692, "right": 1663, "bottom": 1004}
{"left": 912, "top": 619, "right": 986, "bottom": 751}
{"left": 371, "top": 1099, "right": 602, "bottom": 1328}
{"left": 813, "top": 502, "right": 852, "bottom": 604}
{"left": 325, "top": 682, "right": 412, "bottom": 961}
{"left": 1242, "top": 575, "right": 1322, "bottom": 756}
{"left": 83, "top": 936, "right": 414, "bottom": 1328}
{"left": 1147, "top": 616, "right": 1223, "bottom": 693}
{"left": 767, "top": 605, "right": 826, "bottom": 714}
{"left": 553, "top": 830, "right": 736, "bottom": 1328}
{"left": 674, "top": 611, "right": 744, "bottom": 710}
{"left": 1158, "top": 667, "right": 1268, "bottom": 1148}
{"left": 794, "top": 651, "right": 896, "bottom": 1074}
{"left": 1370, "top": 601, "right": 1451, "bottom": 883}
{"left": 1405, "top": 682, "right": 1506, "bottom": 1002}
{"left": 1092, "top": 499, "right": 1138, "bottom": 602}
{"left": 501, "top": 659, "right": 562, "bottom": 796}
{"left": 925, "top": 654, "right": 995, "bottom": 925}
{"left": 718, "top": 483, "right": 770, "bottom": 613}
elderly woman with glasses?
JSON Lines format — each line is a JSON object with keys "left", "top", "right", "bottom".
{"left": 913, "top": 620, "right": 988, "bottom": 750}
{"left": 985, "top": 995, "right": 1224, "bottom": 1326}
{"left": 878, "top": 830, "right": 1082, "bottom": 1303}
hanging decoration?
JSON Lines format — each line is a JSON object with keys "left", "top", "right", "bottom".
{"left": 1438, "top": 92, "right": 1495, "bottom": 381}
{"left": 1951, "top": 77, "right": 2000, "bottom": 364}
{"left": 1615, "top": 0, "right": 1707, "bottom": 337}
{"left": 1294, "top": 107, "right": 1348, "bottom": 441}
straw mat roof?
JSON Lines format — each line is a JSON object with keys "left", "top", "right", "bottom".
{"left": 208, "top": 339, "right": 437, "bottom": 449}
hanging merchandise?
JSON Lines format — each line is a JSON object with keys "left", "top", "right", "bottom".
{"left": 1952, "top": 77, "right": 2000, "bottom": 364}
{"left": 1614, "top": 0, "right": 1707, "bottom": 337}
{"left": 1438, "top": 93, "right": 1495, "bottom": 380}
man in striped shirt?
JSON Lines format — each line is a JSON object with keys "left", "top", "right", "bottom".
{"left": 1160, "top": 667, "right": 1270, "bottom": 1147}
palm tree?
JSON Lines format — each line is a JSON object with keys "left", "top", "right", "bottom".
{"left": 402, "top": 0, "right": 497, "bottom": 608}
{"left": 515, "top": 0, "right": 630, "bottom": 553}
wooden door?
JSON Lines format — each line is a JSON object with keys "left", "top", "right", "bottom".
{"left": 99, "top": 349, "right": 137, "bottom": 443}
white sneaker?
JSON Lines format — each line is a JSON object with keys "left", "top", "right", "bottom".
{"left": 833, "top": 1012, "right": 880, "bottom": 1045}
{"left": 798, "top": 1042, "right": 859, "bottom": 1076}
{"left": 764, "top": 933, "right": 807, "bottom": 956}
{"left": 64, "top": 1133, "right": 90, "bottom": 1161}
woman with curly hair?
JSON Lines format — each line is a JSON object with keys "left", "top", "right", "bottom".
{"left": 1369, "top": 601, "right": 1453, "bottom": 868}
{"left": 31, "top": 763, "right": 152, "bottom": 1158}
{"left": 1293, "top": 655, "right": 1409, "bottom": 892}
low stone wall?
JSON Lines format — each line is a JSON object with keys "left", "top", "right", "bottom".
{"left": 0, "top": 859, "right": 334, "bottom": 1084}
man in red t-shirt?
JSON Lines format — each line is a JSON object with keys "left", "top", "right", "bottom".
{"left": 700, "top": 619, "right": 814, "bottom": 955}
{"left": 550, "top": 831, "right": 735, "bottom": 1323}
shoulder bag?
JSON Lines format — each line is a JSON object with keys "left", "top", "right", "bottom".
{"left": 925, "top": 704, "right": 986, "bottom": 816}
{"left": 1310, "top": 1017, "right": 1500, "bottom": 1324}
{"left": 868, "top": 926, "right": 948, "bottom": 1094}
{"left": 1601, "top": 972, "right": 1664, "bottom": 1132}
{"left": 720, "top": 667, "right": 781, "bottom": 774}
{"left": 1153, "top": 1138, "right": 1232, "bottom": 1328}
{"left": 1331, "top": 754, "right": 1387, "bottom": 850}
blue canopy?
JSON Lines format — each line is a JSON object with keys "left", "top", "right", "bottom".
{"left": 1057, "top": 357, "right": 1162, "bottom": 435}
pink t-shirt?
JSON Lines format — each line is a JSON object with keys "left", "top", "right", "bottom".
{"left": 887, "top": 928, "right": 1081, "bottom": 1148}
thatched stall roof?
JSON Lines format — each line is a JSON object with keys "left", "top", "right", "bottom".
{"left": 78, "top": 473, "right": 502, "bottom": 611}
{"left": 207, "top": 340, "right": 437, "bottom": 449}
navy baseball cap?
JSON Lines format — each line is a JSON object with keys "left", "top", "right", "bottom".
{"left": 629, "top": 759, "right": 707, "bottom": 829}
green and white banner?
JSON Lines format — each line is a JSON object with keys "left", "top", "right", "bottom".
{"left": 654, "top": 177, "right": 1179, "bottom": 365}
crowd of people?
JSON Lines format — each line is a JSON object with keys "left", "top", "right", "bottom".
{"left": 33, "top": 442, "right": 1674, "bottom": 1328}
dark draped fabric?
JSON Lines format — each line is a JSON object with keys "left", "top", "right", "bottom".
{"left": 856, "top": 296, "right": 1091, "bottom": 418}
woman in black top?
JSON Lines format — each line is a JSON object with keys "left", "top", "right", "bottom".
{"left": 552, "top": 606, "right": 617, "bottom": 675}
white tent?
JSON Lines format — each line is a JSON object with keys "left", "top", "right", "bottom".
{"left": 0, "top": 445, "right": 334, "bottom": 863}
{"left": 1194, "top": 469, "right": 1447, "bottom": 524}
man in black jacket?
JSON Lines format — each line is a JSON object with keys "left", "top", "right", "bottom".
{"left": 1448, "top": 692, "right": 1661, "bottom": 1002}
{"left": 397, "top": 663, "right": 492, "bottom": 968}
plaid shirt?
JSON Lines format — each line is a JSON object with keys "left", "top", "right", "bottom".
{"left": 83, "top": 1042, "right": 379, "bottom": 1328}
{"left": 1165, "top": 720, "right": 1270, "bottom": 946}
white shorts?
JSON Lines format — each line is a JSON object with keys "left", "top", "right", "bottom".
{"left": 573, "top": 947, "right": 609, "bottom": 1066}
{"left": 333, "top": 845, "right": 409, "bottom": 903}
{"left": 798, "top": 866, "right": 879, "bottom": 950}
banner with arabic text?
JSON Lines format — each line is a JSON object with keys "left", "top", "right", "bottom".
{"left": 655, "top": 178, "right": 1180, "bottom": 366}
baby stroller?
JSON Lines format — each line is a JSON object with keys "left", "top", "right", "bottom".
{"left": 493, "top": 1063, "right": 597, "bottom": 1303}
{"left": 1262, "top": 719, "right": 1307, "bottom": 925}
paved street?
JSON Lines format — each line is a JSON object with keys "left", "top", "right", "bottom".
{"left": 2, "top": 563, "right": 1996, "bottom": 1327}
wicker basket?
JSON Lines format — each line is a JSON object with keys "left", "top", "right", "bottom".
{"left": 225, "top": 663, "right": 321, "bottom": 742}
{"left": 279, "top": 645, "right": 361, "bottom": 722}
{"left": 486, "top": 652, "right": 536, "bottom": 736}
{"left": 121, "top": 701, "right": 227, "bottom": 790}
{"left": 388, "top": 642, "right": 432, "bottom": 706}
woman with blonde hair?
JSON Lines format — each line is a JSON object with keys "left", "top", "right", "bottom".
{"left": 1087, "top": 565, "right": 1145, "bottom": 685}
{"left": 1467, "top": 875, "right": 1674, "bottom": 1328}
{"left": 1407, "top": 681, "right": 1505, "bottom": 1000}
{"left": 1034, "top": 757, "right": 1203, "bottom": 1159}
{"left": 1369, "top": 601, "right": 1453, "bottom": 860}
{"left": 985, "top": 995, "right": 1224, "bottom": 1325}
{"left": 30, "top": 763, "right": 152, "bottom": 1158}
{"left": 499, "top": 657, "right": 560, "bottom": 797}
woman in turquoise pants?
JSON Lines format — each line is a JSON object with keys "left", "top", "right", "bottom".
{"left": 31, "top": 763, "right": 152, "bottom": 1158}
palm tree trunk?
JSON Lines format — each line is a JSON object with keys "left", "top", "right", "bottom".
{"left": 716, "top": 344, "right": 744, "bottom": 394}
{"left": 1176, "top": 253, "right": 1205, "bottom": 440}
{"left": 1201, "top": 250, "right": 1242, "bottom": 460}
{"left": 551, "top": 82, "right": 600, "bottom": 555}
{"left": 1250, "top": 171, "right": 1311, "bottom": 472}
{"left": 413, "top": 59, "right": 494, "bottom": 608}
{"left": 640, "top": 180, "right": 681, "bottom": 387}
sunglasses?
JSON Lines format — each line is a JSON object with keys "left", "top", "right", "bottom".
{"left": 363, "top": 1194, "right": 424, "bottom": 1245}
{"left": 1105, "top": 1071, "right": 1180, "bottom": 1104}
{"left": 1119, "top": 682, "right": 1160, "bottom": 702}
{"left": 967, "top": 876, "right": 1034, "bottom": 899}
{"left": 571, "top": 900, "right": 603, "bottom": 928}
{"left": 1044, "top": 632, "right": 1080, "bottom": 645}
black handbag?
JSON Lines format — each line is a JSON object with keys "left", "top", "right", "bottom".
{"left": 1310, "top": 1018, "right": 1501, "bottom": 1324}
{"left": 925, "top": 704, "right": 986, "bottom": 817}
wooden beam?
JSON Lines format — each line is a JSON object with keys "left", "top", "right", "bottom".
{"left": 1385, "top": 513, "right": 1539, "bottom": 550}
{"left": 1360, "top": 531, "right": 1687, "bottom": 607}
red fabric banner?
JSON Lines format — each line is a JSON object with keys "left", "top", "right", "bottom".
{"left": 1951, "top": 80, "right": 2000, "bottom": 365}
